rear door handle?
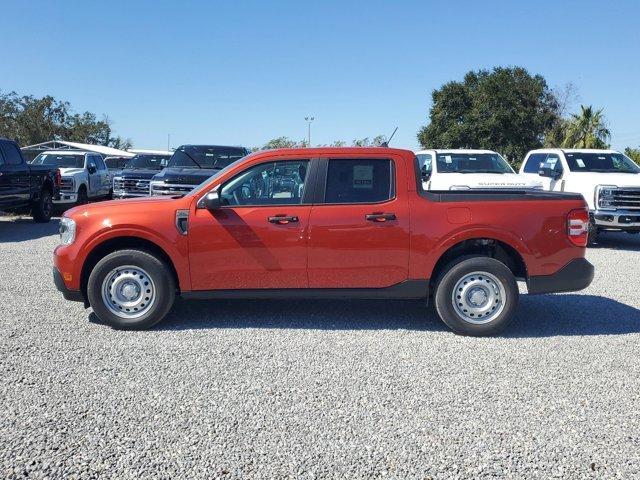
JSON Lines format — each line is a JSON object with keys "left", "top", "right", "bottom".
{"left": 365, "top": 212, "right": 396, "bottom": 222}
{"left": 268, "top": 215, "right": 299, "bottom": 224}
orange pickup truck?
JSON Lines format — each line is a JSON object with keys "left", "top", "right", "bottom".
{"left": 54, "top": 147, "right": 594, "bottom": 335}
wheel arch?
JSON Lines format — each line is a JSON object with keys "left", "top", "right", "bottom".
{"left": 79, "top": 236, "right": 181, "bottom": 305}
{"left": 430, "top": 237, "right": 528, "bottom": 291}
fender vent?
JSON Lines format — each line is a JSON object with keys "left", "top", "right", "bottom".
{"left": 175, "top": 210, "right": 189, "bottom": 235}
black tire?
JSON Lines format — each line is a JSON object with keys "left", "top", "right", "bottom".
{"left": 32, "top": 187, "right": 53, "bottom": 223}
{"left": 87, "top": 249, "right": 176, "bottom": 330}
{"left": 587, "top": 219, "right": 599, "bottom": 246}
{"left": 77, "top": 186, "right": 88, "bottom": 205}
{"left": 434, "top": 256, "right": 519, "bottom": 336}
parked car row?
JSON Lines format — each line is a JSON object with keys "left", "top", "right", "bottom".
{"left": 414, "top": 148, "right": 640, "bottom": 240}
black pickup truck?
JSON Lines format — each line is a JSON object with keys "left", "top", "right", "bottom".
{"left": 0, "top": 138, "right": 60, "bottom": 222}
{"left": 149, "top": 145, "right": 249, "bottom": 196}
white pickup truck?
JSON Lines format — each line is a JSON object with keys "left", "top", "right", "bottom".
{"left": 31, "top": 150, "right": 112, "bottom": 206}
{"left": 520, "top": 149, "right": 640, "bottom": 238}
{"left": 415, "top": 149, "right": 542, "bottom": 191}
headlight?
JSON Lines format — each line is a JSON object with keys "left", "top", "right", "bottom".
{"left": 59, "top": 217, "right": 76, "bottom": 245}
{"left": 596, "top": 185, "right": 617, "bottom": 210}
{"left": 449, "top": 185, "right": 471, "bottom": 190}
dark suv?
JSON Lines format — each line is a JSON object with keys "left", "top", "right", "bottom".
{"left": 112, "top": 153, "right": 172, "bottom": 198}
{"left": 149, "top": 145, "right": 249, "bottom": 196}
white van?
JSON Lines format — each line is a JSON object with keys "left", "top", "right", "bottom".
{"left": 520, "top": 149, "right": 640, "bottom": 237}
{"left": 415, "top": 149, "right": 542, "bottom": 191}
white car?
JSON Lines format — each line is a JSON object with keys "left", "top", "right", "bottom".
{"left": 31, "top": 151, "right": 112, "bottom": 206}
{"left": 415, "top": 149, "right": 542, "bottom": 191}
{"left": 520, "top": 149, "right": 640, "bottom": 237}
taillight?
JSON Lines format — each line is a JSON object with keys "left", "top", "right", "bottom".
{"left": 55, "top": 168, "right": 62, "bottom": 187}
{"left": 567, "top": 208, "right": 589, "bottom": 247}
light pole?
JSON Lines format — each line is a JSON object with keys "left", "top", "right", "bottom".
{"left": 305, "top": 116, "right": 314, "bottom": 147}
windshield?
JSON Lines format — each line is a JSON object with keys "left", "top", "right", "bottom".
{"left": 168, "top": 146, "right": 247, "bottom": 169}
{"left": 435, "top": 152, "right": 514, "bottom": 174}
{"left": 32, "top": 153, "right": 84, "bottom": 168}
{"left": 126, "top": 154, "right": 171, "bottom": 170}
{"left": 565, "top": 152, "right": 640, "bottom": 173}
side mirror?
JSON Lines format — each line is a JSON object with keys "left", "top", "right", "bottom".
{"left": 421, "top": 165, "right": 431, "bottom": 180}
{"left": 202, "top": 191, "right": 221, "bottom": 210}
{"left": 538, "top": 167, "right": 561, "bottom": 180}
{"left": 88, "top": 163, "right": 97, "bottom": 174}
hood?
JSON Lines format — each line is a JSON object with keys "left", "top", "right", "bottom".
{"left": 153, "top": 167, "right": 219, "bottom": 185}
{"left": 58, "top": 167, "right": 85, "bottom": 176}
{"left": 565, "top": 171, "right": 640, "bottom": 188}
{"left": 65, "top": 195, "right": 186, "bottom": 219}
{"left": 118, "top": 168, "right": 161, "bottom": 179}
{"left": 431, "top": 172, "right": 543, "bottom": 190}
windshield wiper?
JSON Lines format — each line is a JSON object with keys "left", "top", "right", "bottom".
{"left": 456, "top": 169, "right": 505, "bottom": 174}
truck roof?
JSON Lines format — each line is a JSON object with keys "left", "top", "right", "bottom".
{"left": 248, "top": 147, "right": 415, "bottom": 157}
{"left": 415, "top": 149, "right": 499, "bottom": 155}
{"left": 528, "top": 148, "right": 621, "bottom": 155}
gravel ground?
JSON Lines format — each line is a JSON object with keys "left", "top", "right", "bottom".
{"left": 1, "top": 216, "right": 639, "bottom": 479}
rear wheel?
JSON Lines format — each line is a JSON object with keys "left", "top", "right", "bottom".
{"left": 434, "top": 256, "right": 519, "bottom": 336}
{"left": 32, "top": 188, "right": 53, "bottom": 223}
{"left": 87, "top": 249, "right": 176, "bottom": 329}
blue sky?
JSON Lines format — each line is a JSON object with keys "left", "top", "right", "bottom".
{"left": 3, "top": 0, "right": 639, "bottom": 153}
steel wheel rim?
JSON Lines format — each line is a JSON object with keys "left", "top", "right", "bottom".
{"left": 451, "top": 271, "right": 506, "bottom": 324}
{"left": 101, "top": 265, "right": 156, "bottom": 319}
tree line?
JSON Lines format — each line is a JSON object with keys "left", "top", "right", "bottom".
{"left": 417, "top": 66, "right": 639, "bottom": 166}
{"left": 0, "top": 90, "right": 132, "bottom": 149}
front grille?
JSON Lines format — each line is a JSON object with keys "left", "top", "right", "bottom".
{"left": 610, "top": 188, "right": 640, "bottom": 210}
{"left": 60, "top": 177, "right": 74, "bottom": 192}
{"left": 113, "top": 177, "right": 151, "bottom": 196}
{"left": 150, "top": 182, "right": 195, "bottom": 196}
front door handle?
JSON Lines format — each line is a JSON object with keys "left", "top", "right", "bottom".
{"left": 365, "top": 212, "right": 396, "bottom": 222}
{"left": 268, "top": 215, "right": 299, "bottom": 225}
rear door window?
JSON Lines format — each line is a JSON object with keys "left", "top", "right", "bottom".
{"left": 0, "top": 142, "right": 24, "bottom": 165}
{"left": 94, "top": 156, "right": 107, "bottom": 171}
{"left": 324, "top": 159, "right": 394, "bottom": 204}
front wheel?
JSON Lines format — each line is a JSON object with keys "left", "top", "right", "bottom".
{"left": 87, "top": 249, "right": 176, "bottom": 329}
{"left": 434, "top": 256, "right": 519, "bottom": 336}
{"left": 77, "top": 187, "right": 88, "bottom": 205}
{"left": 32, "top": 188, "right": 53, "bottom": 223}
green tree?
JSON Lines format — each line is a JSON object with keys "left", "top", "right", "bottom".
{"left": 561, "top": 105, "right": 610, "bottom": 148}
{"left": 0, "top": 89, "right": 131, "bottom": 148}
{"left": 256, "top": 137, "right": 308, "bottom": 151}
{"left": 624, "top": 147, "right": 640, "bottom": 164}
{"left": 417, "top": 67, "right": 561, "bottom": 163}
{"left": 351, "top": 135, "right": 387, "bottom": 147}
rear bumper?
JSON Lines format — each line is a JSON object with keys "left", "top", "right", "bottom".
{"left": 53, "top": 267, "right": 84, "bottom": 302}
{"left": 528, "top": 258, "right": 594, "bottom": 295}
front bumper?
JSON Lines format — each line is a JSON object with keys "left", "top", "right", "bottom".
{"left": 53, "top": 267, "right": 84, "bottom": 302}
{"left": 113, "top": 191, "right": 149, "bottom": 198}
{"left": 54, "top": 192, "right": 78, "bottom": 204}
{"left": 592, "top": 209, "right": 640, "bottom": 230}
{"left": 528, "top": 258, "right": 595, "bottom": 295}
